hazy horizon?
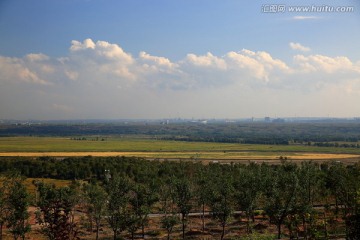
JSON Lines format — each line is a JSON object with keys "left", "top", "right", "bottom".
{"left": 1, "top": 0, "right": 360, "bottom": 120}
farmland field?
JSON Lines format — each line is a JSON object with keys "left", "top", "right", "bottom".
{"left": 0, "top": 135, "right": 359, "bottom": 240}
{"left": 0, "top": 136, "right": 359, "bottom": 163}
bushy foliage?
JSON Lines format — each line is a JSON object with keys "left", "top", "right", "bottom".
{"left": 34, "top": 182, "right": 80, "bottom": 240}
{"left": 0, "top": 157, "right": 359, "bottom": 239}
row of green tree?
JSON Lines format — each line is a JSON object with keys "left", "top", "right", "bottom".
{"left": 313, "top": 142, "right": 360, "bottom": 148}
{"left": 2, "top": 122, "right": 360, "bottom": 144}
{"left": 0, "top": 158, "right": 359, "bottom": 240}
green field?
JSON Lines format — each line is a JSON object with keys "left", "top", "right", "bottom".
{"left": 1, "top": 136, "right": 360, "bottom": 156}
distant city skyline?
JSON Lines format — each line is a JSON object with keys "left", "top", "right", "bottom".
{"left": 1, "top": 0, "right": 360, "bottom": 120}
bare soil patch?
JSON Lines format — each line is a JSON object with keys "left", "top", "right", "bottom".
{"left": 0, "top": 151, "right": 359, "bottom": 164}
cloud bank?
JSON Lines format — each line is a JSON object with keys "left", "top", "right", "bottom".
{"left": 1, "top": 39, "right": 360, "bottom": 119}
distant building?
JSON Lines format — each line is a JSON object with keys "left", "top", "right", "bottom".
{"left": 272, "top": 118, "right": 285, "bottom": 123}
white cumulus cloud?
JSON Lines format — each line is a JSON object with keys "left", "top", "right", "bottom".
{"left": 25, "top": 53, "right": 50, "bottom": 62}
{"left": 185, "top": 52, "right": 227, "bottom": 70}
{"left": 290, "top": 42, "right": 311, "bottom": 52}
{"left": 294, "top": 54, "right": 356, "bottom": 73}
{"left": 1, "top": 38, "right": 360, "bottom": 119}
{"left": 139, "top": 51, "right": 175, "bottom": 68}
{"left": 0, "top": 56, "right": 50, "bottom": 85}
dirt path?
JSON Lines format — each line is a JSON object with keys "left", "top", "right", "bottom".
{"left": 0, "top": 151, "right": 359, "bottom": 163}
{"left": 0, "top": 151, "right": 151, "bottom": 157}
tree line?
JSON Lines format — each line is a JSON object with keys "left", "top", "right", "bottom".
{"left": 0, "top": 157, "right": 359, "bottom": 239}
{"left": 2, "top": 122, "right": 360, "bottom": 144}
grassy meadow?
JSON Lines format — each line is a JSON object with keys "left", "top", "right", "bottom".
{"left": 0, "top": 136, "right": 360, "bottom": 161}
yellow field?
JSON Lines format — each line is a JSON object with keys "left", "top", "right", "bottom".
{"left": 0, "top": 151, "right": 359, "bottom": 161}
{"left": 0, "top": 137, "right": 359, "bottom": 164}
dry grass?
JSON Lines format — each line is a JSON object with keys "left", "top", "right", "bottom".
{"left": 291, "top": 153, "right": 360, "bottom": 159}
{"left": 0, "top": 151, "right": 359, "bottom": 161}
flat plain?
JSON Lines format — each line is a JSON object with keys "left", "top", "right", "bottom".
{"left": 0, "top": 136, "right": 359, "bottom": 163}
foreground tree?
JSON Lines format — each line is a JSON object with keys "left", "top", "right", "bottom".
{"left": 194, "top": 167, "right": 211, "bottom": 232}
{"left": 209, "top": 173, "right": 234, "bottom": 240}
{"left": 35, "top": 182, "right": 79, "bottom": 240}
{"left": 82, "top": 182, "right": 107, "bottom": 240}
{"left": 346, "top": 213, "right": 360, "bottom": 240}
{"left": 126, "top": 214, "right": 141, "bottom": 240}
{"left": 234, "top": 164, "right": 262, "bottom": 233}
{"left": 264, "top": 164, "right": 298, "bottom": 239}
{"left": 129, "top": 183, "right": 158, "bottom": 238}
{"left": 294, "top": 162, "right": 320, "bottom": 239}
{"left": 5, "top": 175, "right": 31, "bottom": 240}
{"left": 161, "top": 215, "right": 179, "bottom": 240}
{"left": 324, "top": 162, "right": 360, "bottom": 239}
{"left": 105, "top": 175, "right": 131, "bottom": 240}
{"left": 158, "top": 176, "right": 179, "bottom": 240}
{"left": 0, "top": 183, "right": 7, "bottom": 240}
{"left": 172, "top": 177, "right": 193, "bottom": 239}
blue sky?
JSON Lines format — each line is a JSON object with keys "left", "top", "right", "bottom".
{"left": 0, "top": 0, "right": 360, "bottom": 119}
